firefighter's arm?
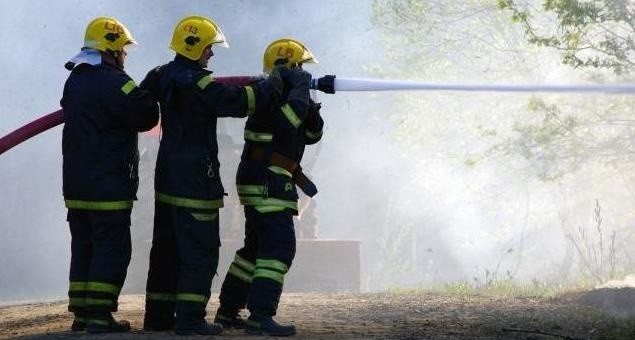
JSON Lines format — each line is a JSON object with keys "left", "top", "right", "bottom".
{"left": 110, "top": 72, "right": 160, "bottom": 132}
{"left": 196, "top": 72, "right": 283, "bottom": 118}
{"left": 304, "top": 98, "right": 324, "bottom": 145}
{"left": 139, "top": 66, "right": 162, "bottom": 102}
{"left": 274, "top": 68, "right": 312, "bottom": 131}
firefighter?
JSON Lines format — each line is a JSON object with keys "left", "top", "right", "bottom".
{"left": 61, "top": 17, "right": 159, "bottom": 333}
{"left": 140, "top": 16, "right": 285, "bottom": 335}
{"left": 214, "top": 38, "right": 324, "bottom": 336}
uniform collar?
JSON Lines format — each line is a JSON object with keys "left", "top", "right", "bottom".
{"left": 174, "top": 54, "right": 204, "bottom": 70}
{"left": 64, "top": 49, "right": 124, "bottom": 71}
{"left": 65, "top": 49, "right": 101, "bottom": 70}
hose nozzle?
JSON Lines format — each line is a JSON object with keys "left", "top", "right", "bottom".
{"left": 311, "top": 75, "right": 336, "bottom": 94}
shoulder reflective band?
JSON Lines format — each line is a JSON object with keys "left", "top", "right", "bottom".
{"left": 280, "top": 103, "right": 302, "bottom": 128}
{"left": 156, "top": 191, "right": 224, "bottom": 209}
{"left": 197, "top": 75, "right": 214, "bottom": 90}
{"left": 121, "top": 80, "right": 137, "bottom": 95}
{"left": 306, "top": 129, "right": 323, "bottom": 139}
{"left": 65, "top": 199, "right": 133, "bottom": 210}
{"left": 244, "top": 129, "right": 273, "bottom": 142}
{"left": 244, "top": 86, "right": 255, "bottom": 115}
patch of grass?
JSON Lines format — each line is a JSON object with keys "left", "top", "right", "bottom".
{"left": 386, "top": 279, "right": 595, "bottom": 299}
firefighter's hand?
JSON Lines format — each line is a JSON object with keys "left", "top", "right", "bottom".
{"left": 308, "top": 98, "right": 322, "bottom": 114}
{"left": 272, "top": 64, "right": 293, "bottom": 84}
{"left": 287, "top": 68, "right": 312, "bottom": 88}
{"left": 274, "top": 58, "right": 289, "bottom": 67}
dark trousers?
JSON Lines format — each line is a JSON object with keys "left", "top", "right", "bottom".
{"left": 145, "top": 201, "right": 220, "bottom": 327}
{"left": 218, "top": 206, "right": 296, "bottom": 318}
{"left": 67, "top": 209, "right": 132, "bottom": 318}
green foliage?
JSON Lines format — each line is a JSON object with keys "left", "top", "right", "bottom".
{"left": 485, "top": 97, "right": 583, "bottom": 181}
{"left": 491, "top": 1, "right": 635, "bottom": 180}
{"left": 373, "top": 0, "right": 635, "bottom": 181}
{"left": 482, "top": 95, "right": 635, "bottom": 181}
{"left": 498, "top": 0, "right": 635, "bottom": 74}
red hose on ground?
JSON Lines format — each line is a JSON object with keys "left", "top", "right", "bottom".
{"left": 0, "top": 76, "right": 257, "bottom": 156}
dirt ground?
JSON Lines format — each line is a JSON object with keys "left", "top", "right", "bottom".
{"left": 1, "top": 291, "right": 635, "bottom": 339}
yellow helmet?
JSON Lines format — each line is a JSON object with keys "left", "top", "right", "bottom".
{"left": 170, "top": 16, "right": 228, "bottom": 60}
{"left": 263, "top": 38, "right": 317, "bottom": 73}
{"left": 84, "top": 17, "right": 136, "bottom": 54}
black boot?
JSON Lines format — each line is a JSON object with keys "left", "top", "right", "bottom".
{"left": 245, "top": 315, "right": 295, "bottom": 336}
{"left": 214, "top": 310, "right": 246, "bottom": 329}
{"left": 86, "top": 314, "right": 131, "bottom": 333}
{"left": 175, "top": 321, "right": 223, "bottom": 335}
{"left": 70, "top": 314, "right": 86, "bottom": 332}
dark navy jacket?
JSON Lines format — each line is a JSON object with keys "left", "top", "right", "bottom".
{"left": 141, "top": 55, "right": 279, "bottom": 207}
{"left": 61, "top": 59, "right": 159, "bottom": 208}
{"left": 237, "top": 75, "right": 324, "bottom": 211}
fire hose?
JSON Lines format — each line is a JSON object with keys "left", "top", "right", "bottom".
{"left": 1, "top": 75, "right": 634, "bottom": 156}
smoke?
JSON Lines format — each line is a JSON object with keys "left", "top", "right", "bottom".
{"left": 0, "top": 0, "right": 384, "bottom": 301}
{"left": 1, "top": 0, "right": 634, "bottom": 303}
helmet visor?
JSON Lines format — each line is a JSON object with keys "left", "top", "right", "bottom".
{"left": 211, "top": 25, "right": 229, "bottom": 48}
{"left": 300, "top": 48, "right": 317, "bottom": 64}
{"left": 123, "top": 42, "right": 137, "bottom": 53}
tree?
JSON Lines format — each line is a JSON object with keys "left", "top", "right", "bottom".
{"left": 371, "top": 0, "right": 557, "bottom": 285}
{"left": 498, "top": 0, "right": 635, "bottom": 75}
{"left": 486, "top": 0, "right": 635, "bottom": 180}
{"left": 371, "top": 0, "right": 635, "bottom": 285}
{"left": 372, "top": 0, "right": 635, "bottom": 181}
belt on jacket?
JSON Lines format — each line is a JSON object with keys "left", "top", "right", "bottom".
{"left": 247, "top": 146, "right": 318, "bottom": 197}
